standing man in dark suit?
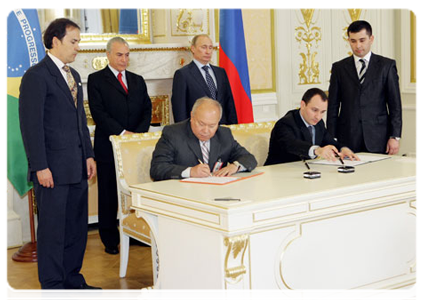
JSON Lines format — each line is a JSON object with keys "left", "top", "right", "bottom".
{"left": 151, "top": 98, "right": 256, "bottom": 181}
{"left": 171, "top": 34, "right": 238, "bottom": 125}
{"left": 327, "top": 20, "right": 402, "bottom": 155}
{"left": 88, "top": 37, "right": 152, "bottom": 255}
{"left": 19, "top": 18, "right": 99, "bottom": 289}
{"left": 265, "top": 88, "right": 358, "bottom": 166}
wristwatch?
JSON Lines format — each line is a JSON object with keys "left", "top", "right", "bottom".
{"left": 390, "top": 136, "right": 401, "bottom": 141}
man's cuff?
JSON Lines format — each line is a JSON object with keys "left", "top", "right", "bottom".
{"left": 233, "top": 161, "right": 246, "bottom": 172}
{"left": 309, "top": 145, "right": 319, "bottom": 159}
{"left": 181, "top": 167, "right": 191, "bottom": 178}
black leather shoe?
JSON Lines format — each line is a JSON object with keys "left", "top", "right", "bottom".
{"left": 66, "top": 283, "right": 103, "bottom": 299}
{"left": 105, "top": 247, "right": 119, "bottom": 255}
{"left": 42, "top": 293, "right": 78, "bottom": 300}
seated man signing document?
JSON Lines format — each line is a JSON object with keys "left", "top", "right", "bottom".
{"left": 265, "top": 88, "right": 359, "bottom": 166}
{"left": 150, "top": 98, "right": 257, "bottom": 181}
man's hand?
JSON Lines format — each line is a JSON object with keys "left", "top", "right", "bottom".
{"left": 37, "top": 168, "right": 54, "bottom": 188}
{"left": 213, "top": 163, "right": 238, "bottom": 177}
{"left": 314, "top": 145, "right": 339, "bottom": 161}
{"left": 190, "top": 163, "right": 211, "bottom": 178}
{"left": 87, "top": 157, "right": 96, "bottom": 180}
{"left": 124, "top": 130, "right": 135, "bottom": 135}
{"left": 340, "top": 147, "right": 360, "bottom": 161}
{"left": 386, "top": 138, "right": 400, "bottom": 155}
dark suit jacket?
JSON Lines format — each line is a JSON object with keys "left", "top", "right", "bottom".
{"left": 87, "top": 66, "right": 152, "bottom": 162}
{"left": 19, "top": 55, "right": 94, "bottom": 185}
{"left": 264, "top": 109, "right": 342, "bottom": 165}
{"left": 327, "top": 53, "right": 402, "bottom": 153}
{"left": 150, "top": 119, "right": 257, "bottom": 181}
{"left": 171, "top": 61, "right": 238, "bottom": 124}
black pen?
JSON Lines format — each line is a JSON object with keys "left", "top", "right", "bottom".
{"left": 334, "top": 152, "right": 344, "bottom": 165}
{"left": 214, "top": 198, "right": 241, "bottom": 201}
{"left": 302, "top": 158, "right": 311, "bottom": 170}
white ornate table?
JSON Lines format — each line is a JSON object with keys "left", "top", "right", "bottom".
{"left": 130, "top": 154, "right": 416, "bottom": 289}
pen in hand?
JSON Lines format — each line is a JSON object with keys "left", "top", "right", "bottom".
{"left": 334, "top": 152, "right": 344, "bottom": 165}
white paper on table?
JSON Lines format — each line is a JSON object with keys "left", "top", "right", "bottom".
{"left": 307, "top": 154, "right": 391, "bottom": 166}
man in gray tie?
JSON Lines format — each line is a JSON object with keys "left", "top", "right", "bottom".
{"left": 150, "top": 98, "right": 256, "bottom": 181}
{"left": 265, "top": 88, "right": 358, "bottom": 166}
{"left": 327, "top": 20, "right": 402, "bottom": 155}
{"left": 171, "top": 34, "right": 238, "bottom": 124}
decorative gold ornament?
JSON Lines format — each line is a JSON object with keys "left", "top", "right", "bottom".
{"left": 84, "top": 100, "right": 95, "bottom": 126}
{"left": 224, "top": 235, "right": 249, "bottom": 282}
{"left": 295, "top": 9, "right": 321, "bottom": 85}
{"left": 176, "top": 9, "right": 204, "bottom": 34}
{"left": 91, "top": 57, "right": 109, "bottom": 71}
{"left": 343, "top": 9, "right": 364, "bottom": 53}
{"left": 348, "top": 9, "right": 363, "bottom": 22}
{"left": 150, "top": 95, "right": 170, "bottom": 126}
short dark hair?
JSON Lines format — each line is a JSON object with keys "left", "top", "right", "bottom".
{"left": 347, "top": 20, "right": 372, "bottom": 37}
{"left": 191, "top": 34, "right": 211, "bottom": 47}
{"left": 301, "top": 88, "right": 328, "bottom": 104}
{"left": 43, "top": 18, "right": 80, "bottom": 49}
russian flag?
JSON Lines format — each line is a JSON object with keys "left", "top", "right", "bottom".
{"left": 219, "top": 9, "right": 254, "bottom": 123}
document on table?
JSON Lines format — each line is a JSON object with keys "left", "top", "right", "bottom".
{"left": 180, "top": 171, "right": 264, "bottom": 185}
{"left": 307, "top": 153, "right": 391, "bottom": 166}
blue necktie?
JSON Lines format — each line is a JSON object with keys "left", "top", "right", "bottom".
{"left": 202, "top": 65, "right": 217, "bottom": 99}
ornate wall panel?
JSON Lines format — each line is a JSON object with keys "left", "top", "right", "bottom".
{"left": 242, "top": 9, "right": 275, "bottom": 92}
{"left": 171, "top": 9, "right": 209, "bottom": 36}
{"left": 294, "top": 9, "right": 322, "bottom": 85}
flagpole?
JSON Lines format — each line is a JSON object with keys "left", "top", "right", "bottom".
{"left": 12, "top": 189, "right": 37, "bottom": 262}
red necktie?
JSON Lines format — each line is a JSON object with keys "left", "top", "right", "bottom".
{"left": 118, "top": 72, "right": 128, "bottom": 94}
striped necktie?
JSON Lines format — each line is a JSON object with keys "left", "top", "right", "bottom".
{"left": 202, "top": 65, "right": 217, "bottom": 100}
{"left": 358, "top": 59, "right": 366, "bottom": 84}
{"left": 62, "top": 65, "right": 77, "bottom": 107}
{"left": 200, "top": 141, "right": 209, "bottom": 164}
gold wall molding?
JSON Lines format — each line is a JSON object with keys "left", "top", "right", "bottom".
{"left": 410, "top": 11, "right": 416, "bottom": 83}
{"left": 295, "top": 9, "right": 321, "bottom": 85}
{"left": 79, "top": 46, "right": 192, "bottom": 54}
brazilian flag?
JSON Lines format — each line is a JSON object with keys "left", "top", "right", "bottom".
{"left": 7, "top": 9, "right": 45, "bottom": 196}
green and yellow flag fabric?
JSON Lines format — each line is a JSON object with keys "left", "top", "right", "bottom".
{"left": 7, "top": 9, "right": 45, "bottom": 196}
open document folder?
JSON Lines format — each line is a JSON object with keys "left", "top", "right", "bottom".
{"left": 307, "top": 153, "right": 391, "bottom": 166}
{"left": 180, "top": 170, "right": 264, "bottom": 185}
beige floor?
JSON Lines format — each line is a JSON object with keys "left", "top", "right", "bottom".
{"left": 7, "top": 230, "right": 153, "bottom": 290}
{"left": 5, "top": 232, "right": 153, "bottom": 300}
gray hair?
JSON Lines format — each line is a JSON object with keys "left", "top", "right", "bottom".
{"left": 191, "top": 97, "right": 223, "bottom": 120}
{"left": 106, "top": 36, "right": 129, "bottom": 53}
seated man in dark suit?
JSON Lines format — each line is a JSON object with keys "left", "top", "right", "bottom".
{"left": 150, "top": 97, "right": 257, "bottom": 181}
{"left": 265, "top": 88, "right": 358, "bottom": 166}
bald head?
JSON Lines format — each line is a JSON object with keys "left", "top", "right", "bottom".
{"left": 190, "top": 98, "right": 222, "bottom": 141}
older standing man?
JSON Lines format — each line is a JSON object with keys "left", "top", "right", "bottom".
{"left": 171, "top": 34, "right": 238, "bottom": 124}
{"left": 88, "top": 36, "right": 152, "bottom": 255}
{"left": 19, "top": 18, "right": 98, "bottom": 289}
